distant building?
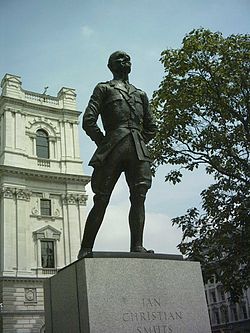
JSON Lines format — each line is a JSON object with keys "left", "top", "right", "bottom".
{"left": 0, "top": 74, "right": 90, "bottom": 332}
{"left": 205, "top": 277, "right": 250, "bottom": 332}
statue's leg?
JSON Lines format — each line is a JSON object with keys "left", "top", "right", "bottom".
{"left": 80, "top": 193, "right": 110, "bottom": 248}
{"left": 78, "top": 164, "right": 121, "bottom": 258}
{"left": 129, "top": 182, "right": 148, "bottom": 249}
{"left": 125, "top": 160, "right": 153, "bottom": 252}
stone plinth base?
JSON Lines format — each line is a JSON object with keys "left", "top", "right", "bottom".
{"left": 44, "top": 252, "right": 211, "bottom": 333}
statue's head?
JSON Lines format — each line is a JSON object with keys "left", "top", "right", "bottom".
{"left": 107, "top": 51, "right": 131, "bottom": 75}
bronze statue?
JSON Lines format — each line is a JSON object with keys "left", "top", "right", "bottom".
{"left": 78, "top": 51, "right": 157, "bottom": 258}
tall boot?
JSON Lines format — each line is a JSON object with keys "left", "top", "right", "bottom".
{"left": 78, "top": 194, "right": 109, "bottom": 258}
{"left": 129, "top": 193, "right": 154, "bottom": 253}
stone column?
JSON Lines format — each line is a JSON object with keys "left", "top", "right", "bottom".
{"left": 0, "top": 112, "right": 3, "bottom": 153}
{"left": 62, "top": 196, "right": 70, "bottom": 265}
{"left": 16, "top": 188, "right": 31, "bottom": 276}
{"left": 56, "top": 134, "right": 61, "bottom": 161}
{"left": 15, "top": 112, "right": 25, "bottom": 152}
{"left": 0, "top": 186, "right": 16, "bottom": 276}
{"left": 60, "top": 122, "right": 66, "bottom": 173}
{"left": 4, "top": 109, "right": 15, "bottom": 149}
{"left": 37, "top": 238, "right": 42, "bottom": 269}
{"left": 66, "top": 194, "right": 80, "bottom": 262}
{"left": 78, "top": 194, "right": 88, "bottom": 242}
{"left": 65, "top": 122, "right": 74, "bottom": 159}
{"left": 73, "top": 122, "right": 81, "bottom": 159}
{"left": 49, "top": 137, "right": 56, "bottom": 159}
{"left": 63, "top": 193, "right": 87, "bottom": 262}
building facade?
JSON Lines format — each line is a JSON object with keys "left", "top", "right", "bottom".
{"left": 0, "top": 74, "right": 90, "bottom": 332}
{"left": 205, "top": 278, "right": 250, "bottom": 332}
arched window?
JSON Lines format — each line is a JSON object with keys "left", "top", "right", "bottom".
{"left": 36, "top": 129, "right": 49, "bottom": 158}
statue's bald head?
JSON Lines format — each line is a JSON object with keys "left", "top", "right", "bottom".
{"left": 107, "top": 51, "right": 131, "bottom": 74}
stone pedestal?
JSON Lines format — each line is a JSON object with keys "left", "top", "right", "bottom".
{"left": 44, "top": 252, "right": 211, "bottom": 333}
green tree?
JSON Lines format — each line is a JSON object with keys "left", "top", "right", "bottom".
{"left": 150, "top": 28, "right": 250, "bottom": 300}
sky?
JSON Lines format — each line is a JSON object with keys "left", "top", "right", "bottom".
{"left": 1, "top": 0, "right": 249, "bottom": 254}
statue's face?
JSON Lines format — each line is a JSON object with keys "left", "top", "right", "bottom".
{"left": 109, "top": 52, "right": 131, "bottom": 75}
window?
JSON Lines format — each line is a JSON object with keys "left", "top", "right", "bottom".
{"left": 211, "top": 290, "right": 217, "bottom": 303}
{"left": 218, "top": 286, "right": 225, "bottom": 301}
{"left": 213, "top": 309, "right": 220, "bottom": 324}
{"left": 241, "top": 303, "right": 248, "bottom": 319}
{"left": 41, "top": 240, "right": 55, "bottom": 268}
{"left": 40, "top": 199, "right": 51, "bottom": 216}
{"left": 221, "top": 305, "right": 229, "bottom": 323}
{"left": 36, "top": 129, "right": 49, "bottom": 158}
{"left": 33, "top": 225, "right": 61, "bottom": 273}
{"left": 231, "top": 306, "right": 238, "bottom": 321}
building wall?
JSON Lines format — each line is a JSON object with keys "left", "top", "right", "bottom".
{"left": 0, "top": 278, "right": 45, "bottom": 333}
{"left": 0, "top": 176, "right": 88, "bottom": 276}
{"left": 205, "top": 278, "right": 250, "bottom": 333}
{"left": 0, "top": 74, "right": 90, "bottom": 332}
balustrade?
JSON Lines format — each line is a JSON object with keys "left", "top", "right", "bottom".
{"left": 37, "top": 159, "right": 50, "bottom": 167}
{"left": 24, "top": 90, "right": 59, "bottom": 105}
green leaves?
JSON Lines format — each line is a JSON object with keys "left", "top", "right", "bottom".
{"left": 150, "top": 28, "right": 250, "bottom": 300}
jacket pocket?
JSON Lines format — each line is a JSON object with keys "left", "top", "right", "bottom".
{"left": 104, "top": 93, "right": 123, "bottom": 105}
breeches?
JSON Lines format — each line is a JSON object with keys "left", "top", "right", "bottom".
{"left": 91, "top": 135, "right": 152, "bottom": 201}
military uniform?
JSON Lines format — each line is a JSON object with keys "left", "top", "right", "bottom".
{"left": 80, "top": 79, "right": 157, "bottom": 250}
{"left": 83, "top": 79, "right": 156, "bottom": 166}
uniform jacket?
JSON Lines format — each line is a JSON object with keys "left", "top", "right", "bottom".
{"left": 82, "top": 79, "right": 157, "bottom": 167}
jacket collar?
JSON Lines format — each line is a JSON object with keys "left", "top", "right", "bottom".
{"left": 109, "top": 80, "right": 137, "bottom": 95}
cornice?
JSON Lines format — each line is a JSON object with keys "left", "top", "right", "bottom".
{"left": 0, "top": 276, "right": 46, "bottom": 282}
{"left": 0, "top": 165, "right": 91, "bottom": 185}
{"left": 0, "top": 310, "right": 45, "bottom": 316}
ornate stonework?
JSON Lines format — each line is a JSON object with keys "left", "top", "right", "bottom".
{"left": 78, "top": 194, "right": 88, "bottom": 206}
{"left": 31, "top": 207, "right": 39, "bottom": 215}
{"left": 16, "top": 188, "right": 31, "bottom": 201}
{"left": 0, "top": 186, "right": 31, "bottom": 201}
{"left": 63, "top": 193, "right": 88, "bottom": 206}
{"left": 1, "top": 186, "right": 16, "bottom": 199}
{"left": 33, "top": 225, "right": 61, "bottom": 241}
{"left": 24, "top": 288, "right": 37, "bottom": 303}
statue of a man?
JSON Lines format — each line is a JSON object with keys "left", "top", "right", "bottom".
{"left": 78, "top": 51, "right": 157, "bottom": 258}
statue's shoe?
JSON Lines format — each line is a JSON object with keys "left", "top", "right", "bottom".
{"left": 77, "top": 247, "right": 92, "bottom": 259}
{"left": 130, "top": 246, "right": 154, "bottom": 254}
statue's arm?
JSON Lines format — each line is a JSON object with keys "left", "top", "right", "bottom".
{"left": 82, "top": 84, "right": 105, "bottom": 146}
{"left": 142, "top": 93, "right": 157, "bottom": 143}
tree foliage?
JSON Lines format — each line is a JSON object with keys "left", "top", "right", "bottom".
{"left": 150, "top": 28, "right": 250, "bottom": 300}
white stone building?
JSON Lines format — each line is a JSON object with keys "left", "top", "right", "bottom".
{"left": 0, "top": 74, "right": 90, "bottom": 332}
